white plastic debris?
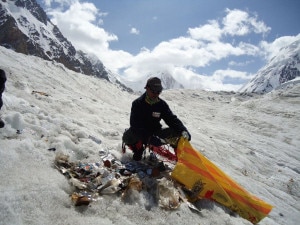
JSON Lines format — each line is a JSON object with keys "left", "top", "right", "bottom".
{"left": 157, "top": 177, "right": 180, "bottom": 209}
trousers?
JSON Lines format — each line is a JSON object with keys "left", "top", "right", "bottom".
{"left": 122, "top": 127, "right": 181, "bottom": 147}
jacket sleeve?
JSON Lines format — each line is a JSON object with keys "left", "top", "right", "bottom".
{"left": 161, "top": 101, "right": 188, "bottom": 133}
{"left": 129, "top": 99, "right": 149, "bottom": 138}
{"left": 0, "top": 74, "right": 6, "bottom": 94}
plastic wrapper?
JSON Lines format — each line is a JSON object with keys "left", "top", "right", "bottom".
{"left": 157, "top": 177, "right": 180, "bottom": 209}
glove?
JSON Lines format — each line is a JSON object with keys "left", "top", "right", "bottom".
{"left": 182, "top": 131, "right": 191, "bottom": 140}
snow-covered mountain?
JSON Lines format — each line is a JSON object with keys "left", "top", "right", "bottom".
{"left": 0, "top": 0, "right": 131, "bottom": 91}
{"left": 125, "top": 71, "right": 184, "bottom": 93}
{"left": 1, "top": 0, "right": 299, "bottom": 95}
{"left": 239, "top": 39, "right": 300, "bottom": 93}
{"left": 159, "top": 71, "right": 184, "bottom": 89}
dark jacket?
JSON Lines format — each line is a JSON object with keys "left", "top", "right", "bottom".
{"left": 0, "top": 69, "right": 6, "bottom": 110}
{"left": 0, "top": 69, "right": 6, "bottom": 94}
{"left": 130, "top": 92, "right": 187, "bottom": 138}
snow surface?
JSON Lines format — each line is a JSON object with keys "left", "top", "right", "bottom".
{"left": 0, "top": 46, "right": 299, "bottom": 225}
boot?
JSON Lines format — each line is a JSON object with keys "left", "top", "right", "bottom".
{"left": 132, "top": 150, "right": 144, "bottom": 161}
{"left": 132, "top": 140, "right": 144, "bottom": 161}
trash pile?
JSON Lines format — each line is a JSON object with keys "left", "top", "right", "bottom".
{"left": 54, "top": 136, "right": 272, "bottom": 224}
{"left": 54, "top": 150, "right": 192, "bottom": 210}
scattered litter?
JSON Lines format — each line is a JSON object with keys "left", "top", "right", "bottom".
{"left": 97, "top": 178, "right": 122, "bottom": 194}
{"left": 54, "top": 151, "right": 194, "bottom": 211}
{"left": 71, "top": 192, "right": 92, "bottom": 206}
{"left": 70, "top": 177, "right": 87, "bottom": 190}
{"left": 121, "top": 176, "right": 143, "bottom": 202}
{"left": 32, "top": 90, "right": 50, "bottom": 97}
{"left": 177, "top": 186, "right": 202, "bottom": 213}
{"left": 89, "top": 135, "right": 102, "bottom": 144}
{"left": 157, "top": 177, "right": 180, "bottom": 209}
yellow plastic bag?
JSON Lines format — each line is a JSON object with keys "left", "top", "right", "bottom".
{"left": 171, "top": 138, "right": 273, "bottom": 224}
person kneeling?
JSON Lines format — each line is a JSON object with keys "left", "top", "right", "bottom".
{"left": 122, "top": 77, "right": 190, "bottom": 161}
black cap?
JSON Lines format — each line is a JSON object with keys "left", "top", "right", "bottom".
{"left": 145, "top": 77, "right": 163, "bottom": 92}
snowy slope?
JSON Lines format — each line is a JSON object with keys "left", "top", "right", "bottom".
{"left": 0, "top": 46, "right": 299, "bottom": 225}
{"left": 240, "top": 39, "right": 300, "bottom": 93}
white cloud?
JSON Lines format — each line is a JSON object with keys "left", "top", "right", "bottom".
{"left": 222, "top": 9, "right": 271, "bottom": 36}
{"left": 117, "top": 8, "right": 275, "bottom": 90}
{"left": 43, "top": 0, "right": 52, "bottom": 6}
{"left": 130, "top": 27, "right": 140, "bottom": 35}
{"left": 189, "top": 9, "right": 270, "bottom": 43}
{"left": 222, "top": 9, "right": 250, "bottom": 36}
{"left": 188, "top": 20, "right": 222, "bottom": 42}
{"left": 260, "top": 34, "right": 300, "bottom": 60}
{"left": 199, "top": 69, "right": 251, "bottom": 91}
{"left": 212, "top": 69, "right": 252, "bottom": 80}
{"left": 43, "top": 1, "right": 296, "bottom": 91}
{"left": 43, "top": 0, "right": 76, "bottom": 7}
{"left": 171, "top": 67, "right": 249, "bottom": 91}
{"left": 229, "top": 60, "right": 254, "bottom": 67}
{"left": 46, "top": 1, "right": 117, "bottom": 53}
{"left": 44, "top": 0, "right": 131, "bottom": 73}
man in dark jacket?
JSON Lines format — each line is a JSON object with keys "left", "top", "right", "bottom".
{"left": 0, "top": 69, "right": 7, "bottom": 128}
{"left": 123, "top": 77, "right": 190, "bottom": 160}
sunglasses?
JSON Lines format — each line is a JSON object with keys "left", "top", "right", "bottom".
{"left": 150, "top": 88, "right": 161, "bottom": 94}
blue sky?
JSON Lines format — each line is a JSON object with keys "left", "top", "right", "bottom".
{"left": 37, "top": 0, "right": 300, "bottom": 91}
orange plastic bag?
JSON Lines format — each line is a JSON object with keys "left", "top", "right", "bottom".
{"left": 171, "top": 138, "right": 273, "bottom": 224}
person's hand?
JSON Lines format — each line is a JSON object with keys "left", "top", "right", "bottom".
{"left": 182, "top": 131, "right": 191, "bottom": 140}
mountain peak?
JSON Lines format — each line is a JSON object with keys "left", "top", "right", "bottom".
{"left": 14, "top": 0, "right": 48, "bottom": 24}
{"left": 239, "top": 38, "right": 300, "bottom": 93}
{"left": 0, "top": 0, "right": 131, "bottom": 91}
{"left": 123, "top": 71, "right": 184, "bottom": 93}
